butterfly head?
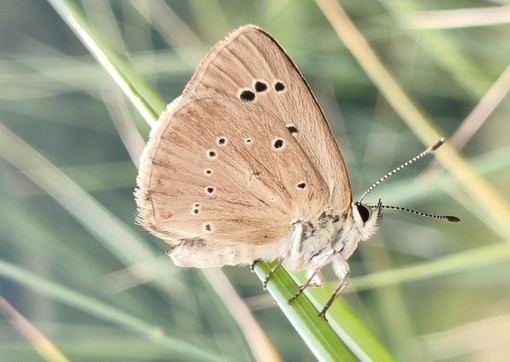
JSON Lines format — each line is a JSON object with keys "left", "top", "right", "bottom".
{"left": 352, "top": 199, "right": 382, "bottom": 241}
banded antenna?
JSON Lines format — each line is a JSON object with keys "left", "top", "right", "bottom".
{"left": 360, "top": 138, "right": 460, "bottom": 223}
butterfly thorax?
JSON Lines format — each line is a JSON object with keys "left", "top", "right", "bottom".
{"left": 283, "top": 203, "right": 381, "bottom": 276}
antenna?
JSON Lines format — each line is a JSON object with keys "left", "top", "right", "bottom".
{"left": 358, "top": 138, "right": 445, "bottom": 203}
{"left": 368, "top": 204, "right": 461, "bottom": 223}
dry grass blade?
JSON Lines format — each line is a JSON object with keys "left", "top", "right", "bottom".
{"left": 0, "top": 298, "right": 70, "bottom": 362}
{"left": 406, "top": 5, "right": 510, "bottom": 29}
{"left": 424, "top": 65, "right": 510, "bottom": 174}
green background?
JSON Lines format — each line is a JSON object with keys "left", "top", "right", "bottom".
{"left": 1, "top": 1, "right": 509, "bottom": 361}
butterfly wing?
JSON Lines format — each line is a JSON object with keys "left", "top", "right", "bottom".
{"left": 183, "top": 25, "right": 352, "bottom": 213}
{"left": 136, "top": 93, "right": 329, "bottom": 247}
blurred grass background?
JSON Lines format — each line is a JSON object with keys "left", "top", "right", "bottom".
{"left": 1, "top": 0, "right": 509, "bottom": 361}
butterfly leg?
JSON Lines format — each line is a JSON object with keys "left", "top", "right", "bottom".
{"left": 262, "top": 258, "right": 284, "bottom": 289}
{"left": 290, "top": 221, "right": 304, "bottom": 258}
{"left": 250, "top": 259, "right": 261, "bottom": 272}
{"left": 288, "top": 269, "right": 325, "bottom": 303}
{"left": 288, "top": 248, "right": 334, "bottom": 303}
{"left": 319, "top": 255, "right": 351, "bottom": 320}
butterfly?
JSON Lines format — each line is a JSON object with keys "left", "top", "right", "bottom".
{"left": 135, "top": 25, "right": 459, "bottom": 318}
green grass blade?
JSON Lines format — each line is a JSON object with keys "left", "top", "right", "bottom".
{"left": 47, "top": 0, "right": 165, "bottom": 123}
{"left": 253, "top": 263, "right": 360, "bottom": 362}
{"left": 285, "top": 271, "right": 395, "bottom": 362}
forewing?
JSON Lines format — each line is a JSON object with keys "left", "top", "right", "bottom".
{"left": 183, "top": 25, "right": 352, "bottom": 212}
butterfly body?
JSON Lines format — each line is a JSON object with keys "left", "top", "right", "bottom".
{"left": 136, "top": 25, "right": 383, "bottom": 315}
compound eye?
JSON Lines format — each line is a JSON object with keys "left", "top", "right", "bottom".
{"left": 356, "top": 203, "right": 370, "bottom": 223}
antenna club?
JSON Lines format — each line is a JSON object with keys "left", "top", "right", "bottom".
{"left": 430, "top": 138, "right": 445, "bottom": 152}
{"left": 444, "top": 216, "right": 461, "bottom": 223}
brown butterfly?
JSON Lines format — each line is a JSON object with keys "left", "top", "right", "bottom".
{"left": 135, "top": 25, "right": 459, "bottom": 318}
